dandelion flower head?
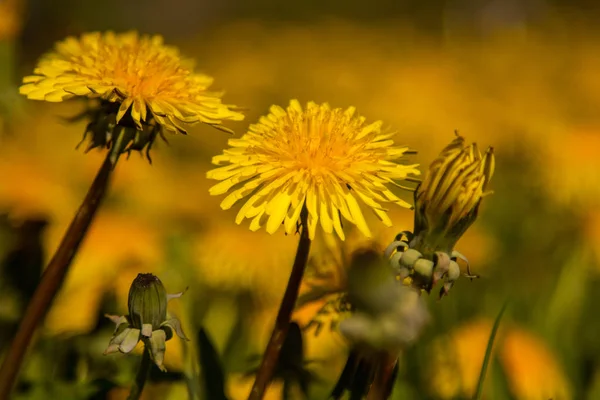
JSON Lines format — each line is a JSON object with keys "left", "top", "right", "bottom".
{"left": 207, "top": 100, "right": 420, "bottom": 240}
{"left": 19, "top": 31, "right": 244, "bottom": 134}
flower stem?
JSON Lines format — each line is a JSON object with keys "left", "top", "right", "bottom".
{"left": 0, "top": 154, "right": 115, "bottom": 399}
{"left": 247, "top": 209, "right": 311, "bottom": 400}
{"left": 127, "top": 345, "right": 152, "bottom": 400}
{"left": 367, "top": 353, "right": 398, "bottom": 400}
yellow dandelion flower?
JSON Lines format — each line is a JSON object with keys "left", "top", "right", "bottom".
{"left": 207, "top": 100, "right": 420, "bottom": 240}
{"left": 19, "top": 31, "right": 244, "bottom": 162}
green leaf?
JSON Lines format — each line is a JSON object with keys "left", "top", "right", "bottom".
{"left": 197, "top": 327, "right": 228, "bottom": 400}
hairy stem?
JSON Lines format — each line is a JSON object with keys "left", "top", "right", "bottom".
{"left": 0, "top": 154, "right": 114, "bottom": 399}
{"left": 247, "top": 209, "right": 311, "bottom": 400}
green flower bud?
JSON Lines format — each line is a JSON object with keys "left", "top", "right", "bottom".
{"left": 105, "top": 273, "right": 188, "bottom": 371}
{"left": 413, "top": 258, "right": 434, "bottom": 279}
{"left": 128, "top": 273, "right": 168, "bottom": 337}
{"left": 447, "top": 260, "right": 461, "bottom": 282}
{"left": 399, "top": 249, "right": 422, "bottom": 269}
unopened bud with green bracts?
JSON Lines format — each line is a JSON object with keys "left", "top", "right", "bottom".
{"left": 104, "top": 273, "right": 188, "bottom": 371}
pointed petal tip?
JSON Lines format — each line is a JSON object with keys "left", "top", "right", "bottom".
{"left": 166, "top": 289, "right": 186, "bottom": 301}
{"left": 103, "top": 344, "right": 119, "bottom": 355}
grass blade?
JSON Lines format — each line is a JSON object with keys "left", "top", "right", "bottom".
{"left": 198, "top": 327, "right": 229, "bottom": 400}
{"left": 474, "top": 302, "right": 508, "bottom": 400}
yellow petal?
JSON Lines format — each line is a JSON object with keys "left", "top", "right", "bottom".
{"left": 305, "top": 188, "right": 318, "bottom": 219}
{"left": 372, "top": 208, "right": 392, "bottom": 226}
{"left": 266, "top": 191, "right": 292, "bottom": 234}
{"left": 356, "top": 121, "right": 383, "bottom": 140}
{"left": 344, "top": 191, "right": 371, "bottom": 237}
{"left": 116, "top": 97, "right": 133, "bottom": 124}
{"left": 130, "top": 98, "right": 144, "bottom": 129}
{"left": 313, "top": 180, "right": 331, "bottom": 233}
{"left": 63, "top": 85, "right": 92, "bottom": 96}
{"left": 284, "top": 183, "right": 307, "bottom": 234}
{"left": 249, "top": 210, "right": 265, "bottom": 231}
{"left": 307, "top": 209, "right": 318, "bottom": 240}
{"left": 331, "top": 203, "right": 345, "bottom": 241}
{"left": 220, "top": 177, "right": 266, "bottom": 210}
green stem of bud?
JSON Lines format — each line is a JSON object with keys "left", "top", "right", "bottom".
{"left": 0, "top": 153, "right": 115, "bottom": 399}
{"left": 247, "top": 207, "right": 311, "bottom": 400}
{"left": 127, "top": 345, "right": 152, "bottom": 400}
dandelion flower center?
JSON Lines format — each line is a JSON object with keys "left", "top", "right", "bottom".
{"left": 76, "top": 35, "right": 195, "bottom": 101}
{"left": 207, "top": 100, "right": 420, "bottom": 240}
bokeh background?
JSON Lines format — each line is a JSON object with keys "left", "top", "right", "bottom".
{"left": 0, "top": 0, "right": 599, "bottom": 399}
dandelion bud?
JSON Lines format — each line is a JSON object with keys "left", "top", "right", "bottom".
{"left": 128, "top": 273, "right": 168, "bottom": 336}
{"left": 413, "top": 258, "right": 434, "bottom": 279}
{"left": 104, "top": 273, "right": 188, "bottom": 371}
{"left": 413, "top": 133, "right": 494, "bottom": 255}
{"left": 399, "top": 249, "right": 422, "bottom": 269}
{"left": 447, "top": 260, "right": 461, "bottom": 282}
{"left": 385, "top": 133, "right": 495, "bottom": 297}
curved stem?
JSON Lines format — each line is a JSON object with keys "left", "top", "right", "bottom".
{"left": 127, "top": 345, "right": 152, "bottom": 400}
{"left": 247, "top": 208, "right": 311, "bottom": 400}
{"left": 0, "top": 154, "right": 115, "bottom": 399}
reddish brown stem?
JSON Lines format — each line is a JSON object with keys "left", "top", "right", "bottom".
{"left": 367, "top": 353, "right": 399, "bottom": 400}
{"left": 247, "top": 209, "right": 311, "bottom": 400}
{"left": 0, "top": 154, "right": 114, "bottom": 399}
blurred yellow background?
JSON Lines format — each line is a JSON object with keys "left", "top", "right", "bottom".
{"left": 1, "top": 0, "right": 599, "bottom": 399}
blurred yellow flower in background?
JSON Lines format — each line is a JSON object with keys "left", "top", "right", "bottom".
{"left": 501, "top": 327, "right": 572, "bottom": 400}
{"left": 192, "top": 223, "right": 297, "bottom": 301}
{"left": 44, "top": 212, "right": 162, "bottom": 335}
{"left": 19, "top": 31, "right": 244, "bottom": 134}
{"left": 113, "top": 160, "right": 223, "bottom": 226}
{"left": 544, "top": 127, "right": 600, "bottom": 205}
{"left": 207, "top": 99, "right": 420, "bottom": 240}
{"left": 0, "top": 153, "right": 79, "bottom": 221}
{"left": 0, "top": 0, "right": 24, "bottom": 40}
{"left": 429, "top": 319, "right": 572, "bottom": 400}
